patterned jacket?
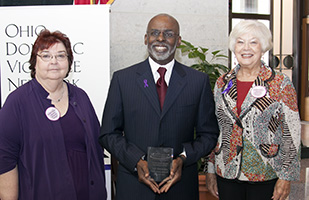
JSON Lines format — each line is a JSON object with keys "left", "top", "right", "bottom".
{"left": 207, "top": 63, "right": 301, "bottom": 182}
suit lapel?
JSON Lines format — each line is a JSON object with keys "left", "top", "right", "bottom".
{"left": 136, "top": 60, "right": 161, "bottom": 116}
{"left": 161, "top": 61, "right": 187, "bottom": 117}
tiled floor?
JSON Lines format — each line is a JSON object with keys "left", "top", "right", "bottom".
{"left": 289, "top": 158, "right": 309, "bottom": 200}
{"left": 288, "top": 121, "right": 309, "bottom": 200}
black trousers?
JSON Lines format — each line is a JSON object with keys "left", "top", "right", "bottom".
{"left": 217, "top": 175, "right": 278, "bottom": 200}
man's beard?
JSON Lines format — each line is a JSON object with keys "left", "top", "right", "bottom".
{"left": 148, "top": 41, "right": 177, "bottom": 61}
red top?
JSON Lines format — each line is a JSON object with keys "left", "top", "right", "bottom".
{"left": 237, "top": 80, "right": 253, "bottom": 116}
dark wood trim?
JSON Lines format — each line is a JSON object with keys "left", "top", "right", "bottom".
{"left": 293, "top": 0, "right": 301, "bottom": 99}
{"left": 232, "top": 13, "right": 270, "bottom": 20}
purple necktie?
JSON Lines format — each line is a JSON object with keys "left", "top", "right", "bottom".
{"left": 156, "top": 67, "right": 168, "bottom": 110}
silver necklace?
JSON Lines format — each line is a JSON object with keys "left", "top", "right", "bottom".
{"left": 54, "top": 89, "right": 64, "bottom": 102}
{"left": 48, "top": 84, "right": 65, "bottom": 103}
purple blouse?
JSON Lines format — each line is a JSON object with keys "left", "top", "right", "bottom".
{"left": 0, "top": 79, "right": 107, "bottom": 200}
{"left": 60, "top": 105, "right": 89, "bottom": 200}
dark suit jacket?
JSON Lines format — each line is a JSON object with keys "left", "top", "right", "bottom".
{"left": 99, "top": 59, "right": 219, "bottom": 200}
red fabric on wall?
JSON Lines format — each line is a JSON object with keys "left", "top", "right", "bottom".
{"left": 74, "top": 0, "right": 96, "bottom": 4}
{"left": 74, "top": 0, "right": 113, "bottom": 4}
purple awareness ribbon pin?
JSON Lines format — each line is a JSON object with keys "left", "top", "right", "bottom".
{"left": 144, "top": 79, "right": 149, "bottom": 88}
{"left": 222, "top": 79, "right": 233, "bottom": 94}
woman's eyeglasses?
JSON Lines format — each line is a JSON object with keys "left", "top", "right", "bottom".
{"left": 37, "top": 53, "right": 68, "bottom": 62}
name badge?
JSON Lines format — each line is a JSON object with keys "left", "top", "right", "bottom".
{"left": 45, "top": 107, "right": 60, "bottom": 121}
{"left": 251, "top": 86, "right": 267, "bottom": 98}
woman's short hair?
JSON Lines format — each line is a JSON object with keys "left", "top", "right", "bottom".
{"left": 29, "top": 29, "right": 73, "bottom": 78}
{"left": 228, "top": 20, "right": 273, "bottom": 53}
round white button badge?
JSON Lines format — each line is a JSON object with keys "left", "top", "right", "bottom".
{"left": 45, "top": 107, "right": 60, "bottom": 121}
{"left": 251, "top": 86, "right": 267, "bottom": 98}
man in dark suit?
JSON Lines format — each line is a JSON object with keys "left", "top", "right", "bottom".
{"left": 99, "top": 13, "right": 219, "bottom": 200}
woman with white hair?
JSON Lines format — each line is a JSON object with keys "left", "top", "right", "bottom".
{"left": 206, "top": 20, "right": 301, "bottom": 200}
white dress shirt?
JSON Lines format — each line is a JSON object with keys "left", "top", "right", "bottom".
{"left": 148, "top": 57, "right": 174, "bottom": 86}
{"left": 148, "top": 57, "right": 187, "bottom": 158}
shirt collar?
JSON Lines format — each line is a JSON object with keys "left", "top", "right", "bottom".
{"left": 31, "top": 78, "right": 72, "bottom": 101}
{"left": 148, "top": 57, "right": 174, "bottom": 85}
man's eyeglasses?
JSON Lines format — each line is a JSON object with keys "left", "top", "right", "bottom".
{"left": 148, "top": 29, "right": 178, "bottom": 38}
{"left": 37, "top": 53, "right": 68, "bottom": 62}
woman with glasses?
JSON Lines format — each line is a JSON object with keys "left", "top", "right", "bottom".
{"left": 0, "top": 29, "right": 107, "bottom": 200}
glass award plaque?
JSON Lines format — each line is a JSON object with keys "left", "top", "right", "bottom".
{"left": 147, "top": 147, "right": 173, "bottom": 182}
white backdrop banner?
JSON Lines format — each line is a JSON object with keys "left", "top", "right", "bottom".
{"left": 0, "top": 5, "right": 111, "bottom": 200}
